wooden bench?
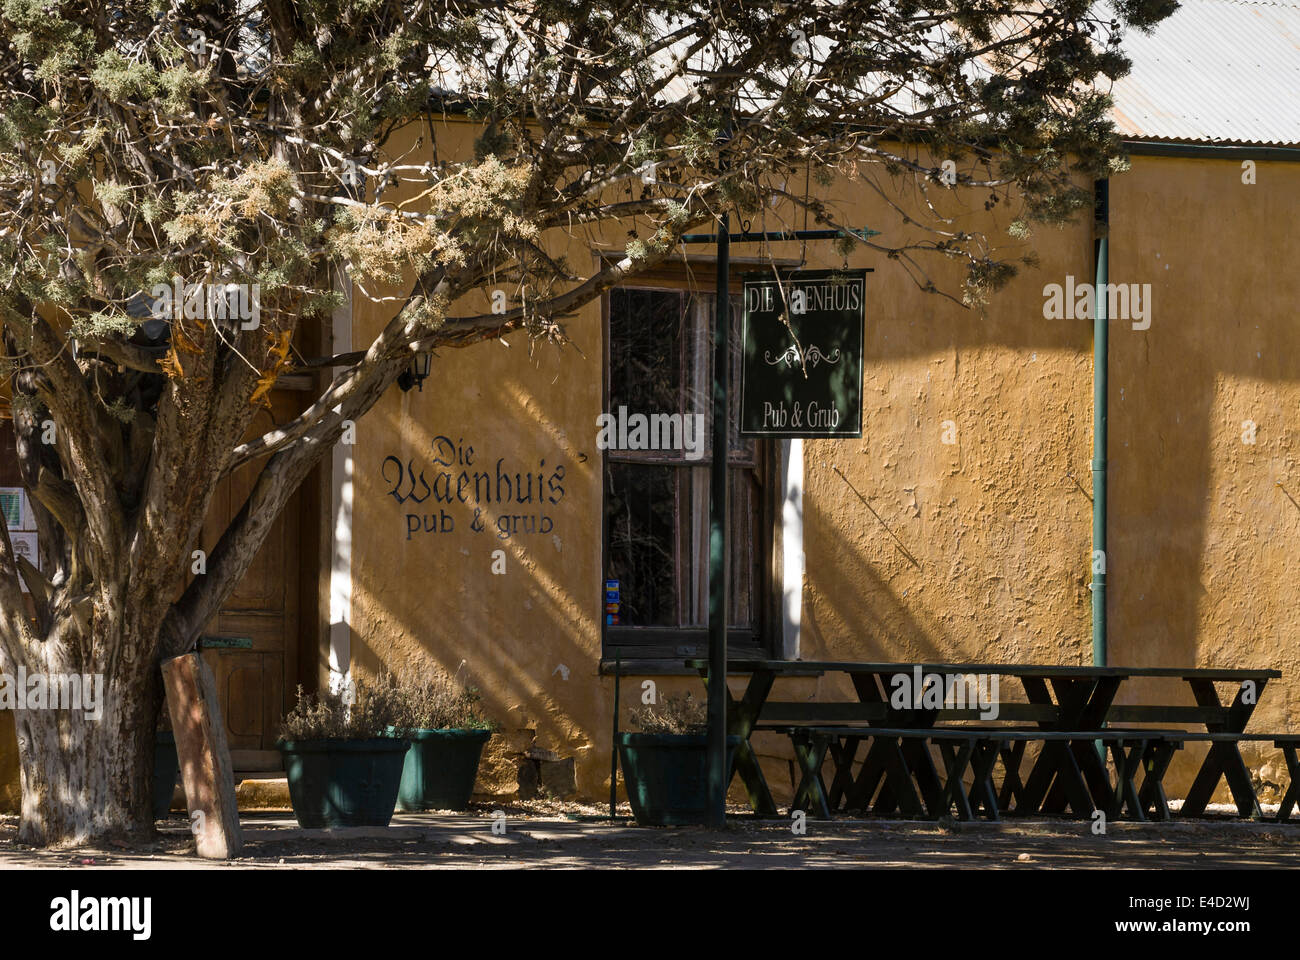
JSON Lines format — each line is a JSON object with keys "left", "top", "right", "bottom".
{"left": 779, "top": 726, "right": 1186, "bottom": 824}
{"left": 684, "top": 659, "right": 1285, "bottom": 821}
{"left": 1135, "top": 733, "right": 1300, "bottom": 822}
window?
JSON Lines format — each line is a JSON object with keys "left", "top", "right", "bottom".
{"left": 603, "top": 286, "right": 773, "bottom": 659}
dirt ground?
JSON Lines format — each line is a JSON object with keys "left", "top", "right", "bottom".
{"left": 2, "top": 800, "right": 1299, "bottom": 869}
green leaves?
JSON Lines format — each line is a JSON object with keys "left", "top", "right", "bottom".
{"left": 90, "top": 51, "right": 160, "bottom": 101}
{"left": 72, "top": 309, "right": 139, "bottom": 341}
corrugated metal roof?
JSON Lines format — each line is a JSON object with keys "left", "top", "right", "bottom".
{"left": 422, "top": 5, "right": 1300, "bottom": 147}
{"left": 1108, "top": 0, "right": 1300, "bottom": 146}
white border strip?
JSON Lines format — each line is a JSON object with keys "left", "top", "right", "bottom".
{"left": 328, "top": 269, "right": 353, "bottom": 692}
{"left": 781, "top": 439, "right": 804, "bottom": 659}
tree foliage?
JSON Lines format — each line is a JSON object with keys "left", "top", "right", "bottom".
{"left": 0, "top": 0, "right": 1175, "bottom": 844}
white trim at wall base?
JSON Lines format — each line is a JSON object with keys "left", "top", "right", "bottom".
{"left": 781, "top": 439, "right": 804, "bottom": 659}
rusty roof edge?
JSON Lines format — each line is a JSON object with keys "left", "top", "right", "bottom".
{"left": 1122, "top": 138, "right": 1300, "bottom": 159}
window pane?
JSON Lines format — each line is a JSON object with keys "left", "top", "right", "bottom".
{"left": 605, "top": 462, "right": 680, "bottom": 626}
{"left": 700, "top": 295, "right": 756, "bottom": 461}
{"left": 728, "top": 466, "right": 761, "bottom": 628}
{"left": 609, "top": 289, "right": 686, "bottom": 418}
{"left": 604, "top": 286, "right": 767, "bottom": 644}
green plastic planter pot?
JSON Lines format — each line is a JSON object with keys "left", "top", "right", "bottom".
{"left": 389, "top": 727, "right": 491, "bottom": 811}
{"left": 616, "top": 732, "right": 741, "bottom": 826}
{"left": 278, "top": 738, "right": 410, "bottom": 828}
{"left": 153, "top": 731, "right": 179, "bottom": 819}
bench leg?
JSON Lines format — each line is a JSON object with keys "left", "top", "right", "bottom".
{"left": 733, "top": 739, "right": 779, "bottom": 817}
{"left": 1036, "top": 743, "right": 1094, "bottom": 818}
{"left": 997, "top": 741, "right": 1027, "bottom": 814}
{"left": 826, "top": 736, "right": 861, "bottom": 811}
{"left": 1076, "top": 739, "right": 1116, "bottom": 811}
{"left": 1020, "top": 740, "right": 1065, "bottom": 814}
{"left": 1138, "top": 741, "right": 1178, "bottom": 821}
{"left": 907, "top": 739, "right": 947, "bottom": 819}
{"left": 1222, "top": 746, "right": 1264, "bottom": 820}
{"left": 1278, "top": 784, "right": 1299, "bottom": 823}
{"left": 969, "top": 740, "right": 1003, "bottom": 821}
{"left": 1105, "top": 739, "right": 1147, "bottom": 822}
{"left": 846, "top": 740, "right": 889, "bottom": 813}
{"left": 1183, "top": 742, "right": 1263, "bottom": 820}
{"left": 1276, "top": 746, "right": 1299, "bottom": 823}
{"left": 1039, "top": 740, "right": 1113, "bottom": 816}
{"left": 936, "top": 739, "right": 976, "bottom": 821}
{"left": 902, "top": 737, "right": 946, "bottom": 817}
{"left": 1062, "top": 749, "right": 1098, "bottom": 818}
{"left": 874, "top": 737, "right": 926, "bottom": 819}
{"left": 790, "top": 734, "right": 832, "bottom": 821}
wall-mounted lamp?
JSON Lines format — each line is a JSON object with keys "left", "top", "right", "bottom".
{"left": 397, "top": 353, "right": 431, "bottom": 392}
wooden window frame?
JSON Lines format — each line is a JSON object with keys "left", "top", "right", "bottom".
{"left": 600, "top": 281, "right": 781, "bottom": 664}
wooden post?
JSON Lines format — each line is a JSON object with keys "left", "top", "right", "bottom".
{"left": 162, "top": 653, "right": 243, "bottom": 858}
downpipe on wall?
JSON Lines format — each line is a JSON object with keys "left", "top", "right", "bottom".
{"left": 1092, "top": 179, "right": 1109, "bottom": 668}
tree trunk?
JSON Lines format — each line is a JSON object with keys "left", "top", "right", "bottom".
{"left": 13, "top": 629, "right": 159, "bottom": 847}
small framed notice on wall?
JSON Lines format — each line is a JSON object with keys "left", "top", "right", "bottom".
{"left": 1, "top": 486, "right": 38, "bottom": 592}
{"left": 0, "top": 487, "right": 26, "bottom": 530}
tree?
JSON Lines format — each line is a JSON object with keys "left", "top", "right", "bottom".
{"left": 0, "top": 0, "right": 1176, "bottom": 845}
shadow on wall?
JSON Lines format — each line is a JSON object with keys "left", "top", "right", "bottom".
{"left": 347, "top": 366, "right": 611, "bottom": 796}
{"left": 800, "top": 494, "right": 954, "bottom": 663}
{"left": 300, "top": 159, "right": 1300, "bottom": 810}
{"left": 1105, "top": 159, "right": 1300, "bottom": 801}
{"left": 750, "top": 494, "right": 955, "bottom": 801}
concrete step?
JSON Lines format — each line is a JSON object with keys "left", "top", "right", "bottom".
{"left": 235, "top": 776, "right": 291, "bottom": 809}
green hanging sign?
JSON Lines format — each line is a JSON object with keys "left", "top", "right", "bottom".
{"left": 740, "top": 269, "right": 865, "bottom": 437}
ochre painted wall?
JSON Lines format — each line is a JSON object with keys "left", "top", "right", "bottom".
{"left": 1106, "top": 157, "right": 1300, "bottom": 797}
{"left": 3, "top": 133, "right": 1296, "bottom": 815}
{"left": 346, "top": 121, "right": 1299, "bottom": 806}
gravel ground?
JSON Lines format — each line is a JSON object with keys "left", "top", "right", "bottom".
{"left": 3, "top": 802, "right": 1299, "bottom": 869}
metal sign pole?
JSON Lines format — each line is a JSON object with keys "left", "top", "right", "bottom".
{"left": 691, "top": 131, "right": 874, "bottom": 824}
{"left": 706, "top": 202, "right": 730, "bottom": 829}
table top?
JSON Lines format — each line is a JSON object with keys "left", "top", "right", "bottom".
{"left": 682, "top": 658, "right": 1281, "bottom": 681}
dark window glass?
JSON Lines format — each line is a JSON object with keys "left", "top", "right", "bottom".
{"left": 604, "top": 463, "right": 679, "bottom": 626}
{"left": 603, "top": 287, "right": 768, "bottom": 643}
{"left": 609, "top": 289, "right": 686, "bottom": 417}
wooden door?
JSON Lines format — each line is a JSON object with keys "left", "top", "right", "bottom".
{"left": 198, "top": 393, "right": 304, "bottom": 773}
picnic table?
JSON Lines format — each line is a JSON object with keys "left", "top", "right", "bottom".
{"left": 684, "top": 659, "right": 1282, "bottom": 821}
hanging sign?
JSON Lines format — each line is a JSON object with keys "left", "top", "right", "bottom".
{"left": 740, "top": 269, "right": 865, "bottom": 438}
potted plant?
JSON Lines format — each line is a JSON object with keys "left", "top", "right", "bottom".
{"left": 616, "top": 693, "right": 740, "bottom": 826}
{"left": 277, "top": 678, "right": 409, "bottom": 828}
{"left": 388, "top": 671, "right": 497, "bottom": 811}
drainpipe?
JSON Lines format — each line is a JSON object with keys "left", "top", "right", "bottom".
{"left": 1091, "top": 179, "right": 1109, "bottom": 668}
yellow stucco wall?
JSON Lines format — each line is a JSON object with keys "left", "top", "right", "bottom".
{"left": 346, "top": 122, "right": 1299, "bottom": 806}
{"left": 2, "top": 130, "right": 1295, "bottom": 815}
{"left": 1106, "top": 157, "right": 1300, "bottom": 796}
{"left": 349, "top": 120, "right": 612, "bottom": 793}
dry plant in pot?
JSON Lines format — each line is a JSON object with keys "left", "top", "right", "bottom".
{"left": 277, "top": 678, "right": 409, "bottom": 828}
{"left": 617, "top": 692, "right": 739, "bottom": 826}
{"left": 384, "top": 669, "right": 498, "bottom": 811}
